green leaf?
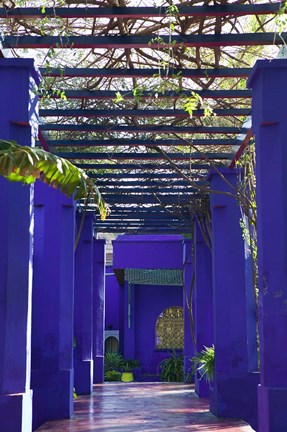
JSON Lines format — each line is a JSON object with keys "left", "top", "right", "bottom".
{"left": 0, "top": 139, "right": 108, "bottom": 220}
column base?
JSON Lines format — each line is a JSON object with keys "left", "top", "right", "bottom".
{"left": 0, "top": 390, "right": 32, "bottom": 432}
{"left": 93, "top": 356, "right": 104, "bottom": 384}
{"left": 195, "top": 375, "right": 210, "bottom": 398}
{"left": 74, "top": 359, "right": 93, "bottom": 395}
{"left": 183, "top": 355, "right": 193, "bottom": 382}
{"left": 31, "top": 369, "right": 73, "bottom": 430}
{"left": 210, "top": 371, "right": 259, "bottom": 431}
{"left": 258, "top": 384, "right": 287, "bottom": 432}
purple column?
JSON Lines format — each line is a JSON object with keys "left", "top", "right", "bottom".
{"left": 183, "top": 240, "right": 195, "bottom": 380}
{"left": 93, "top": 239, "right": 106, "bottom": 384}
{"left": 123, "top": 282, "right": 136, "bottom": 360}
{"left": 0, "top": 58, "right": 39, "bottom": 431}
{"left": 194, "top": 220, "right": 213, "bottom": 397}
{"left": 209, "top": 169, "right": 259, "bottom": 430}
{"left": 74, "top": 213, "right": 94, "bottom": 394}
{"left": 31, "top": 182, "right": 75, "bottom": 429}
{"left": 248, "top": 59, "right": 287, "bottom": 431}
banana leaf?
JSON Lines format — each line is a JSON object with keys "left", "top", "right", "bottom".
{"left": 0, "top": 139, "right": 108, "bottom": 220}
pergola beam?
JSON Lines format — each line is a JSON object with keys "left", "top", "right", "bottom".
{"left": 57, "top": 151, "right": 233, "bottom": 160}
{"left": 104, "top": 207, "right": 190, "bottom": 214}
{"left": 41, "top": 124, "right": 246, "bottom": 134}
{"left": 96, "top": 180, "right": 208, "bottom": 187}
{"left": 97, "top": 214, "right": 189, "bottom": 220}
{"left": 90, "top": 173, "right": 205, "bottom": 179}
{"left": 40, "top": 67, "right": 251, "bottom": 78}
{"left": 4, "top": 33, "right": 286, "bottom": 49}
{"left": 37, "top": 138, "right": 240, "bottom": 147}
{"left": 102, "top": 194, "right": 201, "bottom": 204}
{"left": 43, "top": 89, "right": 252, "bottom": 100}
{"left": 94, "top": 227, "right": 191, "bottom": 233}
{"left": 0, "top": 4, "right": 282, "bottom": 19}
{"left": 102, "top": 187, "right": 199, "bottom": 194}
{"left": 75, "top": 163, "right": 210, "bottom": 170}
{"left": 39, "top": 108, "right": 250, "bottom": 118}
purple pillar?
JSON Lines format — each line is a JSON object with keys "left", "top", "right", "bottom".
{"left": 194, "top": 220, "right": 213, "bottom": 397}
{"left": 31, "top": 182, "right": 75, "bottom": 429}
{"left": 183, "top": 240, "right": 195, "bottom": 380}
{"left": 123, "top": 282, "right": 136, "bottom": 360}
{"left": 74, "top": 213, "right": 94, "bottom": 394}
{"left": 0, "top": 58, "right": 39, "bottom": 431}
{"left": 209, "top": 169, "right": 259, "bottom": 430}
{"left": 248, "top": 59, "right": 287, "bottom": 431}
{"left": 93, "top": 239, "right": 106, "bottom": 384}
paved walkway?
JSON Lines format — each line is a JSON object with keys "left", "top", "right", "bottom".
{"left": 36, "top": 382, "right": 255, "bottom": 431}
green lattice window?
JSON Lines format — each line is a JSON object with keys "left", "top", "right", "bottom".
{"left": 155, "top": 306, "right": 184, "bottom": 349}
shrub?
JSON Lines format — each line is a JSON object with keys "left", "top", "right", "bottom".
{"left": 104, "top": 370, "right": 122, "bottom": 381}
{"left": 158, "top": 351, "right": 184, "bottom": 382}
{"left": 104, "top": 352, "right": 124, "bottom": 373}
{"left": 124, "top": 359, "right": 141, "bottom": 370}
{"left": 191, "top": 345, "right": 215, "bottom": 384}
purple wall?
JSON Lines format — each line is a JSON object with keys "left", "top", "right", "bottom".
{"left": 134, "top": 284, "right": 183, "bottom": 377}
{"left": 113, "top": 235, "right": 184, "bottom": 269}
{"left": 107, "top": 235, "right": 187, "bottom": 380}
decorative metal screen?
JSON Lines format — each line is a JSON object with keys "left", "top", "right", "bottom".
{"left": 155, "top": 307, "right": 184, "bottom": 349}
{"left": 125, "top": 268, "right": 183, "bottom": 286}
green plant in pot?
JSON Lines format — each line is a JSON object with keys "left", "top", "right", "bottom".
{"left": 191, "top": 345, "right": 215, "bottom": 384}
{"left": 158, "top": 350, "right": 184, "bottom": 382}
{"left": 121, "top": 361, "right": 135, "bottom": 382}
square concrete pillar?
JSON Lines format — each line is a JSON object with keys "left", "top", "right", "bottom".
{"left": 209, "top": 169, "right": 259, "bottom": 430}
{"left": 74, "top": 213, "right": 94, "bottom": 394}
{"left": 194, "top": 220, "right": 213, "bottom": 397}
{"left": 31, "top": 182, "right": 75, "bottom": 429}
{"left": 0, "top": 58, "right": 40, "bottom": 431}
{"left": 182, "top": 240, "right": 195, "bottom": 380}
{"left": 248, "top": 59, "right": 287, "bottom": 432}
{"left": 93, "top": 239, "right": 106, "bottom": 384}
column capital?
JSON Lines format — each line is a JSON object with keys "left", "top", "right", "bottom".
{"left": 248, "top": 59, "right": 287, "bottom": 127}
{"left": 0, "top": 58, "right": 41, "bottom": 84}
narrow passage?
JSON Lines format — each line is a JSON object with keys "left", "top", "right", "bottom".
{"left": 37, "top": 382, "right": 254, "bottom": 431}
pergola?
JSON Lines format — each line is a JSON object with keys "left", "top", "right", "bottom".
{"left": 0, "top": 0, "right": 284, "bottom": 233}
{"left": 1, "top": 3, "right": 287, "bottom": 432}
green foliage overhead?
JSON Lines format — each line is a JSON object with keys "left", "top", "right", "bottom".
{"left": 0, "top": 139, "right": 108, "bottom": 220}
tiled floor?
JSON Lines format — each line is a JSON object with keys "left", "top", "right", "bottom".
{"left": 36, "top": 382, "right": 254, "bottom": 431}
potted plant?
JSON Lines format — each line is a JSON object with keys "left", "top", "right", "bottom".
{"left": 120, "top": 359, "right": 141, "bottom": 382}
{"left": 121, "top": 361, "right": 134, "bottom": 382}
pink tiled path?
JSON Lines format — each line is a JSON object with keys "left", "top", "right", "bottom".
{"left": 36, "top": 382, "right": 255, "bottom": 431}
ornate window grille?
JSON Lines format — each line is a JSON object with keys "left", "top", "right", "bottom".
{"left": 155, "top": 306, "right": 184, "bottom": 349}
